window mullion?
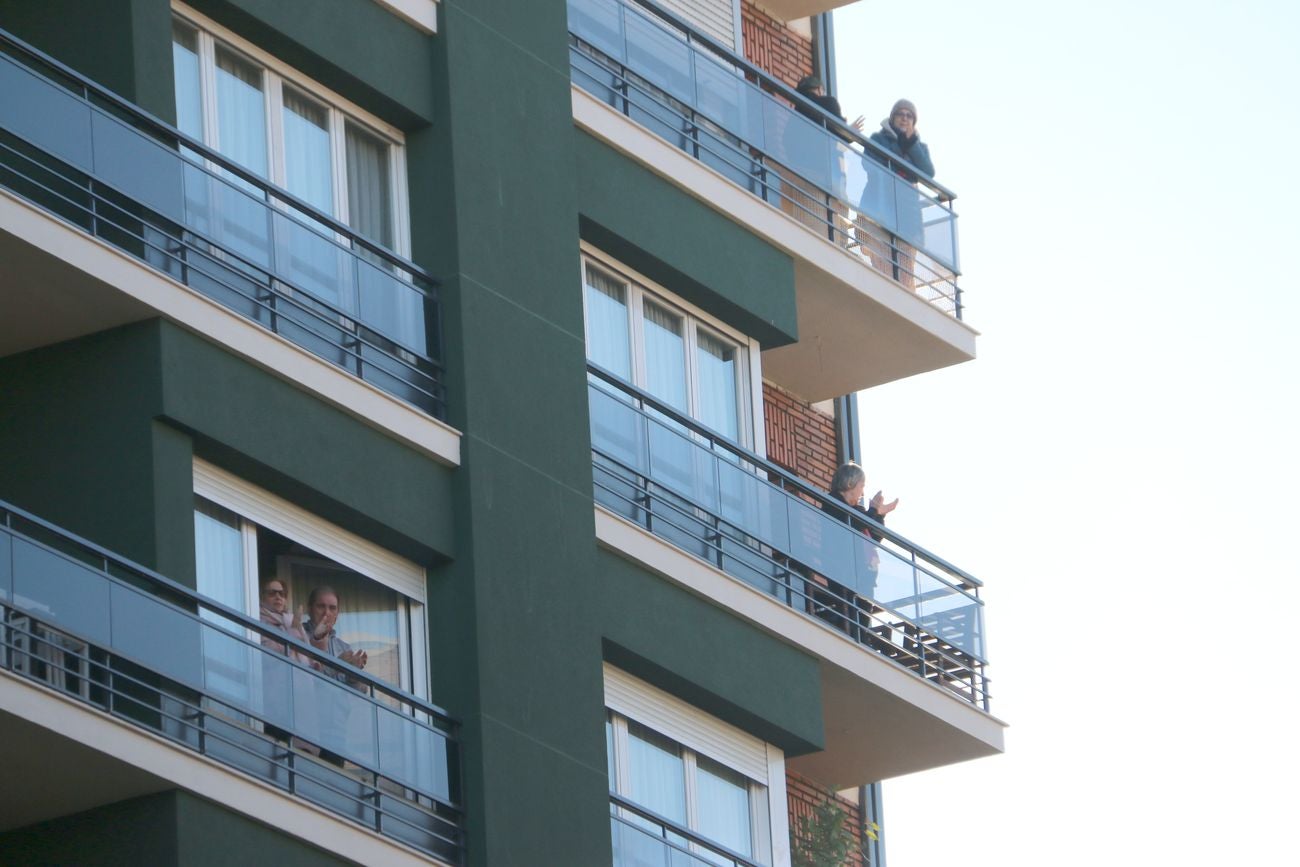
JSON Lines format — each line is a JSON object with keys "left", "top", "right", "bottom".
{"left": 198, "top": 31, "right": 219, "bottom": 150}
{"left": 330, "top": 108, "right": 350, "bottom": 227}
{"left": 265, "top": 74, "right": 286, "bottom": 191}
{"left": 682, "top": 749, "right": 700, "bottom": 840}
{"left": 629, "top": 284, "right": 648, "bottom": 391}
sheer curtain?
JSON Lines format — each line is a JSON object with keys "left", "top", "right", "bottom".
{"left": 281, "top": 88, "right": 333, "bottom": 214}
{"left": 171, "top": 22, "right": 203, "bottom": 141}
{"left": 694, "top": 330, "right": 739, "bottom": 441}
{"left": 585, "top": 267, "right": 631, "bottom": 380}
{"left": 695, "top": 756, "right": 754, "bottom": 857}
{"left": 214, "top": 47, "right": 267, "bottom": 178}
{"left": 194, "top": 497, "right": 246, "bottom": 613}
{"left": 642, "top": 300, "right": 687, "bottom": 412}
{"left": 279, "top": 87, "right": 346, "bottom": 307}
{"left": 626, "top": 722, "right": 688, "bottom": 825}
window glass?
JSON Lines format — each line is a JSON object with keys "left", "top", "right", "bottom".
{"left": 626, "top": 720, "right": 688, "bottom": 825}
{"left": 695, "top": 330, "right": 739, "bottom": 440}
{"left": 282, "top": 87, "right": 334, "bottom": 214}
{"left": 585, "top": 266, "right": 632, "bottom": 380}
{"left": 695, "top": 755, "right": 753, "bottom": 857}
{"left": 642, "top": 300, "right": 688, "bottom": 412}
{"left": 345, "top": 120, "right": 394, "bottom": 248}
{"left": 171, "top": 21, "right": 203, "bottom": 141}
{"left": 194, "top": 497, "right": 245, "bottom": 614}
{"left": 213, "top": 46, "right": 267, "bottom": 178}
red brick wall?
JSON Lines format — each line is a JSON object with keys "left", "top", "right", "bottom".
{"left": 740, "top": 1, "right": 814, "bottom": 89}
{"left": 787, "top": 770, "right": 866, "bottom": 867}
{"left": 763, "top": 382, "right": 838, "bottom": 495}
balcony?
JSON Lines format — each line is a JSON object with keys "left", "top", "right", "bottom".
{"left": 569, "top": 0, "right": 977, "bottom": 400}
{"left": 610, "top": 793, "right": 763, "bottom": 867}
{"left": 589, "top": 365, "right": 1002, "bottom": 783}
{"left": 0, "top": 500, "right": 463, "bottom": 863}
{"left": 0, "top": 28, "right": 447, "bottom": 420}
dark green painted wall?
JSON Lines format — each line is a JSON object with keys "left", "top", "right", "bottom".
{"left": 0, "top": 791, "right": 352, "bottom": 866}
{"left": 0, "top": 321, "right": 456, "bottom": 580}
{"left": 575, "top": 131, "right": 799, "bottom": 349}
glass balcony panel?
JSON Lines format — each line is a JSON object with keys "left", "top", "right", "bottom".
{"left": 611, "top": 814, "right": 727, "bottom": 867}
{"left": 766, "top": 101, "right": 832, "bottom": 192}
{"left": 920, "top": 193, "right": 958, "bottom": 271}
{"left": 0, "top": 55, "right": 93, "bottom": 171}
{"left": 870, "top": 545, "right": 921, "bottom": 622}
{"left": 624, "top": 11, "right": 693, "bottom": 105}
{"left": 856, "top": 153, "right": 899, "bottom": 232}
{"left": 291, "top": 665, "right": 378, "bottom": 767}
{"left": 1, "top": 532, "right": 11, "bottom": 604}
{"left": 271, "top": 208, "right": 356, "bottom": 313}
{"left": 646, "top": 417, "right": 718, "bottom": 513}
{"left": 692, "top": 51, "right": 763, "bottom": 147}
{"left": 108, "top": 582, "right": 204, "bottom": 690}
{"left": 201, "top": 623, "right": 295, "bottom": 728}
{"left": 715, "top": 459, "right": 789, "bottom": 552}
{"left": 10, "top": 538, "right": 111, "bottom": 645}
{"left": 377, "top": 705, "right": 452, "bottom": 801}
{"left": 181, "top": 161, "right": 273, "bottom": 271}
{"left": 89, "top": 110, "right": 186, "bottom": 223}
{"left": 357, "top": 257, "right": 427, "bottom": 354}
{"left": 568, "top": 0, "right": 627, "bottom": 62}
{"left": 590, "top": 385, "right": 649, "bottom": 475}
{"left": 785, "top": 498, "right": 856, "bottom": 583}
{"left": 892, "top": 174, "right": 928, "bottom": 250}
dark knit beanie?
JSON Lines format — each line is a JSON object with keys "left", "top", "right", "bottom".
{"left": 891, "top": 98, "right": 918, "bottom": 120}
{"left": 797, "top": 75, "right": 823, "bottom": 95}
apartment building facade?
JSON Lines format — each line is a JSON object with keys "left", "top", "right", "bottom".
{"left": 0, "top": 0, "right": 1003, "bottom": 863}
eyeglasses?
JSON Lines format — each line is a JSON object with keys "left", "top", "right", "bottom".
{"left": 264, "top": 587, "right": 286, "bottom": 597}
{"left": 893, "top": 110, "right": 915, "bottom": 121}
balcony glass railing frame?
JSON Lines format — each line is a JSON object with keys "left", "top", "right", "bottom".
{"left": 588, "top": 364, "right": 990, "bottom": 710}
{"left": 0, "top": 498, "right": 464, "bottom": 863}
{"left": 610, "top": 792, "right": 765, "bottom": 867}
{"left": 0, "top": 27, "right": 448, "bottom": 419}
{"left": 568, "top": 0, "right": 964, "bottom": 318}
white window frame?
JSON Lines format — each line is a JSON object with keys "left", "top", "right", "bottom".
{"left": 172, "top": 2, "right": 412, "bottom": 257}
{"left": 193, "top": 459, "right": 429, "bottom": 699}
{"left": 580, "top": 242, "right": 766, "bottom": 457}
{"left": 604, "top": 664, "right": 791, "bottom": 867}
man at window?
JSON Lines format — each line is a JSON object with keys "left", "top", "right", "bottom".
{"left": 304, "top": 585, "right": 369, "bottom": 681}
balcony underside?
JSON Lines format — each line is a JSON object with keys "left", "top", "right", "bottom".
{"left": 573, "top": 87, "right": 976, "bottom": 402}
{"left": 759, "top": 0, "right": 859, "bottom": 21}
{"left": 0, "top": 190, "right": 461, "bottom": 466}
{"left": 594, "top": 508, "right": 1004, "bottom": 790}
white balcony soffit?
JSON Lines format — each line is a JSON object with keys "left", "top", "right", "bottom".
{"left": 573, "top": 86, "right": 977, "bottom": 402}
{"left": 0, "top": 188, "right": 461, "bottom": 467}
{"left": 373, "top": 0, "right": 438, "bottom": 34}
{"left": 0, "top": 672, "right": 444, "bottom": 866}
{"left": 595, "top": 508, "right": 1006, "bottom": 789}
{"left": 754, "top": 0, "right": 858, "bottom": 22}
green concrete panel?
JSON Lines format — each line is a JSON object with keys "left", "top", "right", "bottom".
{"left": 475, "top": 716, "right": 611, "bottom": 867}
{"left": 443, "top": 0, "right": 571, "bottom": 74}
{"left": 183, "top": 0, "right": 435, "bottom": 126}
{"left": 172, "top": 791, "right": 352, "bottom": 866}
{"left": 0, "top": 323, "right": 167, "bottom": 570}
{"left": 0, "top": 791, "right": 180, "bottom": 865}
{"left": 597, "top": 548, "right": 825, "bottom": 755}
{"left": 155, "top": 323, "right": 456, "bottom": 563}
{"left": 152, "top": 419, "right": 199, "bottom": 586}
{"left": 575, "top": 132, "right": 799, "bottom": 348}
{"left": 0, "top": 0, "right": 175, "bottom": 119}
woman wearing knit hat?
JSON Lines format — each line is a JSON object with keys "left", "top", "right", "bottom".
{"left": 856, "top": 99, "right": 935, "bottom": 290}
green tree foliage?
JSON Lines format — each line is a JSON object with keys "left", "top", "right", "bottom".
{"left": 791, "top": 798, "right": 879, "bottom": 867}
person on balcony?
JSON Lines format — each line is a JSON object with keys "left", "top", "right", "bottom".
{"left": 303, "top": 585, "right": 369, "bottom": 680}
{"left": 856, "top": 99, "right": 935, "bottom": 290}
{"left": 780, "top": 76, "right": 863, "bottom": 241}
{"left": 258, "top": 580, "right": 312, "bottom": 664}
{"left": 813, "top": 463, "right": 898, "bottom": 643}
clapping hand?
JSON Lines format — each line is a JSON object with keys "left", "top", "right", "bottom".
{"left": 339, "top": 649, "right": 368, "bottom": 670}
{"left": 870, "top": 490, "right": 899, "bottom": 516}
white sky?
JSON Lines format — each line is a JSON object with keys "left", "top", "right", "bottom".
{"left": 832, "top": 1, "right": 1300, "bottom": 863}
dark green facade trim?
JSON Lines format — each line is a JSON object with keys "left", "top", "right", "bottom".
{"left": 575, "top": 131, "right": 799, "bottom": 349}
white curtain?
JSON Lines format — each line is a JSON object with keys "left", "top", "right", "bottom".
{"left": 345, "top": 121, "right": 392, "bottom": 247}
{"left": 695, "top": 756, "right": 753, "bottom": 857}
{"left": 694, "top": 330, "right": 738, "bottom": 441}
{"left": 214, "top": 47, "right": 267, "bottom": 178}
{"left": 585, "top": 267, "right": 632, "bottom": 380}
{"left": 642, "top": 300, "right": 687, "bottom": 412}
{"left": 194, "top": 497, "right": 246, "bottom": 612}
{"left": 626, "top": 721, "right": 688, "bottom": 825}
{"left": 171, "top": 22, "right": 203, "bottom": 141}
{"left": 281, "top": 87, "right": 333, "bottom": 214}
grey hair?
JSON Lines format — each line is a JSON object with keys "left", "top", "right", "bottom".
{"left": 829, "top": 462, "right": 866, "bottom": 497}
{"left": 307, "top": 585, "right": 339, "bottom": 608}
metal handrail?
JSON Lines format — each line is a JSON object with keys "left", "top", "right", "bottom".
{"left": 587, "top": 363, "right": 983, "bottom": 591}
{"left": 0, "top": 26, "right": 440, "bottom": 289}
{"left": 0, "top": 498, "right": 457, "bottom": 731}
{"left": 609, "top": 792, "right": 764, "bottom": 867}
{"left": 597, "top": 0, "right": 956, "bottom": 203}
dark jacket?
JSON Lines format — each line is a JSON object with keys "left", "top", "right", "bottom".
{"left": 867, "top": 119, "right": 934, "bottom": 182}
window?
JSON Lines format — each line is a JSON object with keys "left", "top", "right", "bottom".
{"left": 170, "top": 6, "right": 408, "bottom": 255}
{"left": 582, "top": 249, "right": 761, "bottom": 449}
{"left": 192, "top": 460, "right": 428, "bottom": 698}
{"left": 605, "top": 665, "right": 790, "bottom": 866}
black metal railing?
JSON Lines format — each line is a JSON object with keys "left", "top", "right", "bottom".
{"left": 610, "top": 793, "right": 764, "bottom": 867}
{"left": 0, "top": 499, "right": 463, "bottom": 863}
{"left": 0, "top": 27, "right": 447, "bottom": 418}
{"left": 568, "top": 0, "right": 964, "bottom": 318}
{"left": 588, "top": 365, "right": 990, "bottom": 710}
